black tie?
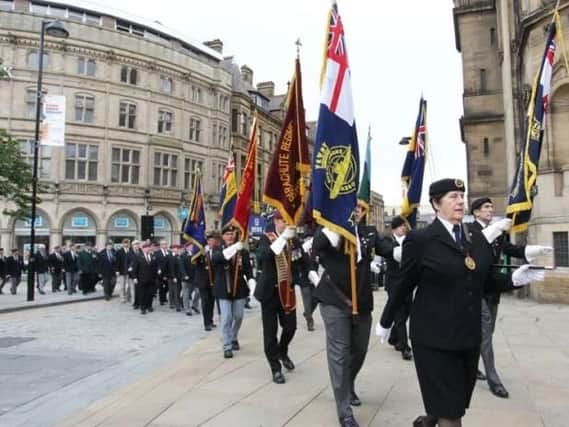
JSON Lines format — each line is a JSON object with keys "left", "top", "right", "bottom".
{"left": 452, "top": 224, "right": 462, "bottom": 248}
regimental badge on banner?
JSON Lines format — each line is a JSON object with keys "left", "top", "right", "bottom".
{"left": 40, "top": 95, "right": 66, "bottom": 147}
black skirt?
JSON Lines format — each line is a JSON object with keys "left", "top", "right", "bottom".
{"left": 412, "top": 342, "right": 480, "bottom": 419}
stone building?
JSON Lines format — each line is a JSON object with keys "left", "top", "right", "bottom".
{"left": 0, "top": 0, "right": 288, "bottom": 249}
{"left": 453, "top": 0, "right": 569, "bottom": 302}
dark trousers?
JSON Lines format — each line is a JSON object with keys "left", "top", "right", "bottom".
{"left": 51, "top": 272, "right": 63, "bottom": 291}
{"left": 157, "top": 277, "right": 168, "bottom": 304}
{"left": 168, "top": 278, "right": 181, "bottom": 309}
{"left": 480, "top": 298, "right": 502, "bottom": 387}
{"left": 319, "top": 304, "right": 372, "bottom": 421}
{"left": 0, "top": 276, "right": 6, "bottom": 292}
{"left": 300, "top": 285, "right": 317, "bottom": 320}
{"left": 261, "top": 295, "right": 297, "bottom": 373}
{"left": 133, "top": 279, "right": 140, "bottom": 307}
{"left": 387, "top": 288, "right": 411, "bottom": 352}
{"left": 102, "top": 274, "right": 116, "bottom": 298}
{"left": 140, "top": 281, "right": 155, "bottom": 310}
{"left": 200, "top": 286, "right": 215, "bottom": 327}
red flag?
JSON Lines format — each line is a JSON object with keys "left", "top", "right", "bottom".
{"left": 232, "top": 115, "right": 258, "bottom": 241}
{"left": 263, "top": 58, "right": 310, "bottom": 225}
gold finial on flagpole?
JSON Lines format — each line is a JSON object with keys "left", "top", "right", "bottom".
{"left": 295, "top": 38, "right": 302, "bottom": 58}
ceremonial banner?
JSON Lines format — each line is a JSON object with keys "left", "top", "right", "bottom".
{"left": 312, "top": 1, "right": 359, "bottom": 245}
{"left": 232, "top": 116, "right": 258, "bottom": 240}
{"left": 183, "top": 174, "right": 206, "bottom": 261}
{"left": 218, "top": 151, "right": 237, "bottom": 229}
{"left": 40, "top": 95, "right": 65, "bottom": 147}
{"left": 400, "top": 97, "right": 427, "bottom": 229}
{"left": 263, "top": 58, "right": 310, "bottom": 225}
{"left": 506, "top": 22, "right": 557, "bottom": 233}
{"left": 357, "top": 127, "right": 372, "bottom": 217}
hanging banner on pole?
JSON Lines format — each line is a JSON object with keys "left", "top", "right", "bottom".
{"left": 40, "top": 94, "right": 66, "bottom": 147}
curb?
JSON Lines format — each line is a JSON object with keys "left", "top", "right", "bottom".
{"left": 0, "top": 294, "right": 114, "bottom": 314}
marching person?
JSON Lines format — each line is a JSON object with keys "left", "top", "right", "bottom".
{"left": 254, "top": 210, "right": 304, "bottom": 384}
{"left": 116, "top": 239, "right": 134, "bottom": 304}
{"left": 377, "top": 179, "right": 545, "bottom": 427}
{"left": 384, "top": 215, "right": 413, "bottom": 361}
{"left": 6, "top": 248, "right": 24, "bottom": 295}
{"left": 129, "top": 240, "right": 141, "bottom": 309}
{"left": 35, "top": 244, "right": 50, "bottom": 295}
{"left": 211, "top": 225, "right": 254, "bottom": 359}
{"left": 180, "top": 243, "right": 201, "bottom": 316}
{"left": 154, "top": 240, "right": 170, "bottom": 306}
{"left": 0, "top": 248, "right": 7, "bottom": 294}
{"left": 79, "top": 242, "right": 98, "bottom": 294}
{"left": 299, "top": 233, "right": 319, "bottom": 331}
{"left": 193, "top": 232, "right": 219, "bottom": 330}
{"left": 63, "top": 244, "right": 80, "bottom": 295}
{"left": 98, "top": 241, "right": 118, "bottom": 300}
{"left": 312, "top": 205, "right": 392, "bottom": 427}
{"left": 48, "top": 246, "right": 64, "bottom": 292}
{"left": 167, "top": 244, "right": 183, "bottom": 312}
{"left": 469, "top": 197, "right": 552, "bottom": 399}
{"left": 133, "top": 242, "right": 157, "bottom": 315}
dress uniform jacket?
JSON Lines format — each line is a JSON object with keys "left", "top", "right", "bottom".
{"left": 48, "top": 252, "right": 64, "bottom": 274}
{"left": 380, "top": 218, "right": 514, "bottom": 351}
{"left": 254, "top": 235, "right": 309, "bottom": 304}
{"left": 313, "top": 226, "right": 392, "bottom": 313}
{"left": 62, "top": 251, "right": 79, "bottom": 272}
{"left": 35, "top": 253, "right": 49, "bottom": 274}
{"left": 211, "top": 245, "right": 252, "bottom": 300}
{"left": 193, "top": 251, "right": 214, "bottom": 289}
{"left": 6, "top": 255, "right": 24, "bottom": 277}
{"left": 115, "top": 248, "right": 131, "bottom": 276}
{"left": 383, "top": 236, "right": 402, "bottom": 293}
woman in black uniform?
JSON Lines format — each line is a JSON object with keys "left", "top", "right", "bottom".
{"left": 377, "top": 178, "right": 544, "bottom": 427}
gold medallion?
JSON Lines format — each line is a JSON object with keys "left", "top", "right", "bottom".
{"left": 465, "top": 256, "right": 476, "bottom": 271}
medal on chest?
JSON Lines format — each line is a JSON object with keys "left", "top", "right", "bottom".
{"left": 464, "top": 254, "right": 476, "bottom": 271}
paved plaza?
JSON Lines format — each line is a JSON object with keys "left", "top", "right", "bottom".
{"left": 0, "top": 290, "right": 568, "bottom": 427}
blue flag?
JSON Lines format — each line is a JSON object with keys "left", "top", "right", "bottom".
{"left": 400, "top": 97, "right": 427, "bottom": 229}
{"left": 183, "top": 174, "right": 206, "bottom": 261}
{"left": 218, "top": 151, "right": 237, "bottom": 229}
{"left": 312, "top": 2, "right": 359, "bottom": 245}
{"left": 507, "top": 22, "right": 557, "bottom": 232}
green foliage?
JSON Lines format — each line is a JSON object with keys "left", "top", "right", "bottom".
{"left": 0, "top": 128, "right": 42, "bottom": 219}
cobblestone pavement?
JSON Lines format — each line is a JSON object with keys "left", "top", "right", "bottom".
{"left": 0, "top": 294, "right": 240, "bottom": 427}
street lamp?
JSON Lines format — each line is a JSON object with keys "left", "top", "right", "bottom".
{"left": 27, "top": 20, "right": 69, "bottom": 302}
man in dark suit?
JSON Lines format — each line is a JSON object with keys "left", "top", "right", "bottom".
{"left": 115, "top": 239, "right": 133, "bottom": 304}
{"left": 255, "top": 210, "right": 304, "bottom": 384}
{"left": 98, "top": 241, "right": 118, "bottom": 300}
{"left": 48, "top": 246, "right": 65, "bottom": 292}
{"left": 154, "top": 240, "right": 170, "bottom": 305}
{"left": 6, "top": 248, "right": 24, "bottom": 295}
{"left": 211, "top": 225, "right": 254, "bottom": 359}
{"left": 167, "top": 244, "right": 183, "bottom": 311}
{"left": 133, "top": 242, "right": 157, "bottom": 314}
{"left": 192, "top": 232, "right": 219, "bottom": 330}
{"left": 128, "top": 240, "right": 142, "bottom": 309}
{"left": 63, "top": 244, "right": 80, "bottom": 295}
{"left": 469, "top": 197, "right": 552, "bottom": 399}
{"left": 384, "top": 216, "right": 413, "bottom": 361}
{"left": 0, "top": 248, "right": 7, "bottom": 294}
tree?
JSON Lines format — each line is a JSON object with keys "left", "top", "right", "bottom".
{"left": 0, "top": 129, "right": 41, "bottom": 219}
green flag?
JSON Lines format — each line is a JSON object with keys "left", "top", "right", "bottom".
{"left": 357, "top": 127, "right": 372, "bottom": 216}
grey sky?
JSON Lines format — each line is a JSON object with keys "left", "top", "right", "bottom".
{"left": 88, "top": 0, "right": 465, "bottom": 207}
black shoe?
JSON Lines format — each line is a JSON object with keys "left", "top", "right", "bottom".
{"left": 141, "top": 309, "right": 147, "bottom": 315}
{"left": 231, "top": 340, "right": 240, "bottom": 351}
{"left": 477, "top": 370, "right": 487, "bottom": 381}
{"left": 176, "top": 308, "right": 181, "bottom": 312}
{"left": 307, "top": 317, "right": 315, "bottom": 331}
{"left": 192, "top": 307, "right": 200, "bottom": 314}
{"left": 186, "top": 311, "right": 193, "bottom": 316}
{"left": 413, "top": 415, "right": 438, "bottom": 427}
{"left": 223, "top": 350, "right": 233, "bottom": 359}
{"left": 205, "top": 325, "right": 212, "bottom": 331}
{"left": 133, "top": 305, "right": 139, "bottom": 310}
{"left": 339, "top": 415, "right": 359, "bottom": 427}
{"left": 244, "top": 302, "right": 253, "bottom": 309}
{"left": 350, "top": 391, "right": 361, "bottom": 406}
{"left": 211, "top": 323, "right": 217, "bottom": 328}
{"left": 272, "top": 371, "right": 285, "bottom": 384}
{"left": 148, "top": 307, "right": 154, "bottom": 312}
{"left": 280, "top": 355, "right": 295, "bottom": 371}
{"left": 401, "top": 349, "right": 413, "bottom": 361}
{"left": 160, "top": 301, "right": 165, "bottom": 306}
{"left": 490, "top": 383, "right": 509, "bottom": 399}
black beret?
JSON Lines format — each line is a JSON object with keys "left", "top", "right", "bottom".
{"left": 206, "top": 230, "right": 221, "bottom": 239}
{"left": 470, "top": 197, "right": 492, "bottom": 214}
{"left": 429, "top": 178, "right": 465, "bottom": 197}
{"left": 391, "top": 216, "right": 406, "bottom": 229}
{"left": 222, "top": 224, "right": 236, "bottom": 234}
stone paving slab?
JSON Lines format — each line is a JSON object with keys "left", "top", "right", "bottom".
{"left": 59, "top": 293, "right": 569, "bottom": 427}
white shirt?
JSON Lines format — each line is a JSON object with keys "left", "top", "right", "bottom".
{"left": 476, "top": 219, "right": 488, "bottom": 229}
{"left": 437, "top": 215, "right": 461, "bottom": 242}
{"left": 394, "top": 233, "right": 405, "bottom": 246}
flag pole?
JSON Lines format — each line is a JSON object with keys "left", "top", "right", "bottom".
{"left": 348, "top": 240, "right": 358, "bottom": 316}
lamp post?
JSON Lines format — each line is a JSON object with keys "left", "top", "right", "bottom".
{"left": 27, "top": 20, "right": 69, "bottom": 302}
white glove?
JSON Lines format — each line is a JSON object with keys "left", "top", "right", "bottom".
{"left": 282, "top": 226, "right": 296, "bottom": 240}
{"left": 393, "top": 246, "right": 402, "bottom": 263}
{"left": 375, "top": 321, "right": 391, "bottom": 344}
{"left": 524, "top": 245, "right": 553, "bottom": 262}
{"left": 370, "top": 261, "right": 380, "bottom": 274}
{"left": 270, "top": 235, "right": 288, "bottom": 255}
{"left": 302, "top": 237, "right": 313, "bottom": 254}
{"left": 247, "top": 278, "right": 256, "bottom": 295}
{"left": 308, "top": 270, "right": 320, "bottom": 286}
{"left": 133, "top": 278, "right": 138, "bottom": 284}
{"left": 223, "top": 241, "right": 244, "bottom": 260}
{"left": 482, "top": 218, "right": 512, "bottom": 244}
{"left": 512, "top": 264, "right": 545, "bottom": 287}
{"left": 322, "top": 227, "right": 341, "bottom": 248}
